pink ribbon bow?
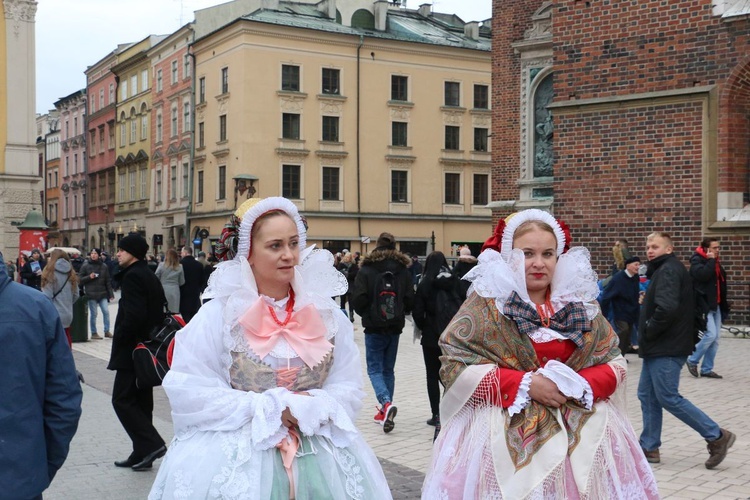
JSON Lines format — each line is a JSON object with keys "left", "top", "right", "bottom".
{"left": 239, "top": 299, "right": 333, "bottom": 368}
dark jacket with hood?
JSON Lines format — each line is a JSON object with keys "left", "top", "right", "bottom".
{"left": 351, "top": 247, "right": 414, "bottom": 334}
{"left": 639, "top": 253, "right": 695, "bottom": 358}
{"left": 413, "top": 267, "right": 462, "bottom": 348}
{"left": 689, "top": 246, "right": 729, "bottom": 319}
{"left": 0, "top": 252, "right": 82, "bottom": 498}
{"left": 108, "top": 259, "right": 168, "bottom": 370}
{"left": 21, "top": 255, "right": 46, "bottom": 290}
{"left": 79, "top": 257, "right": 114, "bottom": 301}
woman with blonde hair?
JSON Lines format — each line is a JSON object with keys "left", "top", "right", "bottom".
{"left": 155, "top": 248, "right": 184, "bottom": 313}
{"left": 42, "top": 249, "right": 80, "bottom": 346}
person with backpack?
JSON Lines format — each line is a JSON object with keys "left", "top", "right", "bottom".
{"left": 351, "top": 232, "right": 414, "bottom": 433}
{"left": 412, "top": 251, "right": 462, "bottom": 432}
{"left": 42, "top": 249, "right": 81, "bottom": 347}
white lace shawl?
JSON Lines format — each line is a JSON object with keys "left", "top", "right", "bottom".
{"left": 162, "top": 245, "right": 361, "bottom": 450}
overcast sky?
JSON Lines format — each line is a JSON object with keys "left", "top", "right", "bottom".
{"left": 35, "top": 0, "right": 491, "bottom": 114}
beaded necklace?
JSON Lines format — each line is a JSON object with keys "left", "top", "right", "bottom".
{"left": 268, "top": 289, "right": 295, "bottom": 327}
{"left": 535, "top": 289, "right": 554, "bottom": 328}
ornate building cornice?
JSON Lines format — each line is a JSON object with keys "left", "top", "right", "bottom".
{"left": 3, "top": 0, "right": 37, "bottom": 37}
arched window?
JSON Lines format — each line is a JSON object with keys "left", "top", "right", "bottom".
{"left": 351, "top": 9, "right": 375, "bottom": 29}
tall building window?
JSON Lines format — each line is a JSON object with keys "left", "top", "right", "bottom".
{"left": 65, "top": 156, "right": 70, "bottom": 176}
{"left": 322, "top": 116, "right": 339, "bottom": 142}
{"left": 156, "top": 169, "right": 162, "bottom": 204}
{"left": 445, "top": 126, "right": 460, "bottom": 150}
{"left": 120, "top": 121, "right": 126, "bottom": 147}
{"left": 130, "top": 117, "right": 137, "bottom": 143}
{"left": 198, "top": 122, "right": 204, "bottom": 148}
{"left": 391, "top": 122, "right": 407, "bottom": 147}
{"left": 141, "top": 114, "right": 148, "bottom": 140}
{"left": 219, "top": 114, "right": 227, "bottom": 142}
{"left": 183, "top": 101, "right": 190, "bottom": 134}
{"left": 73, "top": 194, "right": 77, "bottom": 217}
{"left": 171, "top": 60, "right": 178, "bottom": 84}
{"left": 63, "top": 196, "right": 68, "bottom": 218}
{"left": 473, "top": 173, "right": 488, "bottom": 205}
{"left": 444, "top": 173, "right": 461, "bottom": 204}
{"left": 322, "top": 166, "right": 339, "bottom": 200}
{"left": 474, "top": 84, "right": 489, "bottom": 109}
{"left": 184, "top": 54, "right": 191, "bottom": 78}
{"left": 199, "top": 77, "right": 205, "bottom": 103}
{"left": 141, "top": 69, "right": 148, "bottom": 91}
{"left": 109, "top": 83, "right": 114, "bottom": 104}
{"left": 121, "top": 79, "right": 128, "bottom": 100}
{"left": 156, "top": 112, "right": 163, "bottom": 142}
{"left": 182, "top": 162, "right": 189, "bottom": 198}
{"left": 119, "top": 172, "right": 125, "bottom": 202}
{"left": 89, "top": 130, "right": 96, "bottom": 155}
{"left": 130, "top": 74, "right": 137, "bottom": 96}
{"left": 171, "top": 102, "right": 178, "bottom": 138}
{"left": 282, "top": 113, "right": 300, "bottom": 139}
{"left": 108, "top": 123, "right": 115, "bottom": 149}
{"left": 322, "top": 68, "right": 340, "bottom": 95}
{"left": 74, "top": 117, "right": 78, "bottom": 136}
{"left": 218, "top": 165, "right": 226, "bottom": 200}
{"left": 391, "top": 170, "right": 407, "bottom": 202}
{"left": 474, "top": 127, "right": 488, "bottom": 152}
{"left": 129, "top": 170, "right": 136, "bottom": 201}
{"left": 391, "top": 75, "right": 408, "bottom": 101}
{"left": 282, "top": 164, "right": 301, "bottom": 199}
{"left": 170, "top": 165, "right": 177, "bottom": 201}
{"left": 282, "top": 65, "right": 300, "bottom": 92}
{"left": 73, "top": 154, "right": 78, "bottom": 174}
{"left": 444, "top": 81, "right": 460, "bottom": 106}
{"left": 197, "top": 170, "right": 204, "bottom": 203}
{"left": 99, "top": 126, "right": 105, "bottom": 152}
{"left": 140, "top": 167, "right": 147, "bottom": 199}
{"left": 221, "top": 67, "right": 228, "bottom": 94}
{"left": 156, "top": 69, "right": 163, "bottom": 92}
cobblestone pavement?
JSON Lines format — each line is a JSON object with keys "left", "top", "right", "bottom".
{"left": 46, "top": 296, "right": 750, "bottom": 499}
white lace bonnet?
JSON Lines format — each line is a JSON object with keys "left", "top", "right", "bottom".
{"left": 235, "top": 197, "right": 307, "bottom": 261}
{"left": 498, "top": 209, "right": 568, "bottom": 261}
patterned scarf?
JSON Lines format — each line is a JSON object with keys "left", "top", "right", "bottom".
{"left": 440, "top": 293, "right": 619, "bottom": 470}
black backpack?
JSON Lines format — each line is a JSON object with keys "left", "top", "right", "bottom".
{"left": 370, "top": 270, "right": 405, "bottom": 328}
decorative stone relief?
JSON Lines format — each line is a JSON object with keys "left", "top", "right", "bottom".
{"left": 280, "top": 95, "right": 304, "bottom": 112}
{"left": 443, "top": 110, "right": 463, "bottom": 126}
{"left": 524, "top": 1, "right": 552, "bottom": 41}
{"left": 320, "top": 100, "right": 342, "bottom": 115}
{"left": 4, "top": 0, "right": 37, "bottom": 37}
{"left": 390, "top": 106, "right": 411, "bottom": 121}
{"left": 519, "top": 58, "right": 552, "bottom": 180}
{"left": 472, "top": 113, "right": 491, "bottom": 127}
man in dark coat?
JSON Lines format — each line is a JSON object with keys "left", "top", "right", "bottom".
{"left": 79, "top": 248, "right": 115, "bottom": 339}
{"left": 20, "top": 248, "right": 46, "bottom": 290}
{"left": 637, "top": 232, "right": 734, "bottom": 469}
{"left": 600, "top": 255, "right": 641, "bottom": 355}
{"left": 686, "top": 237, "right": 729, "bottom": 379}
{"left": 0, "top": 250, "right": 82, "bottom": 498}
{"left": 351, "top": 232, "right": 414, "bottom": 433}
{"left": 179, "top": 247, "right": 204, "bottom": 323}
{"left": 110, "top": 234, "right": 168, "bottom": 471}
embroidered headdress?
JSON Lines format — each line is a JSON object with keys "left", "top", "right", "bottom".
{"left": 482, "top": 209, "right": 571, "bottom": 260}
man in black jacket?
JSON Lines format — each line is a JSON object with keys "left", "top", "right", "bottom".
{"left": 20, "top": 248, "right": 46, "bottom": 290}
{"left": 110, "top": 234, "right": 168, "bottom": 471}
{"left": 686, "top": 237, "right": 729, "bottom": 379}
{"left": 600, "top": 255, "right": 641, "bottom": 355}
{"left": 351, "top": 232, "right": 414, "bottom": 433}
{"left": 79, "top": 248, "right": 114, "bottom": 339}
{"left": 637, "top": 232, "right": 734, "bottom": 469}
{"left": 179, "top": 247, "right": 204, "bottom": 323}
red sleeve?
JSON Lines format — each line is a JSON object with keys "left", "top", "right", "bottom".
{"left": 578, "top": 364, "right": 618, "bottom": 401}
{"left": 472, "top": 367, "right": 526, "bottom": 408}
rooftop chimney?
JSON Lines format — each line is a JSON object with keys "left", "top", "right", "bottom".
{"left": 317, "top": 0, "right": 337, "bottom": 19}
{"left": 418, "top": 3, "right": 431, "bottom": 17}
{"left": 464, "top": 21, "right": 479, "bottom": 40}
{"left": 374, "top": 0, "right": 388, "bottom": 31}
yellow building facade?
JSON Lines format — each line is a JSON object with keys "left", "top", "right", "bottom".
{"left": 190, "top": 1, "right": 492, "bottom": 257}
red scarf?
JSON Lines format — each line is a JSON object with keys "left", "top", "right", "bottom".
{"left": 695, "top": 246, "right": 724, "bottom": 304}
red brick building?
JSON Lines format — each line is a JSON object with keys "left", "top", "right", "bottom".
{"left": 492, "top": 0, "right": 750, "bottom": 323}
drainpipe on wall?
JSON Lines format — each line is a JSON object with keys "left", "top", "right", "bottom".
{"left": 356, "top": 35, "right": 364, "bottom": 252}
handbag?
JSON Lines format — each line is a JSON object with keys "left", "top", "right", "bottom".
{"left": 133, "top": 313, "right": 186, "bottom": 389}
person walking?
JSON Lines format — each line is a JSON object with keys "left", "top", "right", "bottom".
{"left": 452, "top": 246, "right": 477, "bottom": 299}
{"left": 79, "top": 248, "right": 115, "bottom": 339}
{"left": 686, "top": 237, "right": 729, "bottom": 379}
{"left": 412, "top": 251, "right": 462, "bottom": 430}
{"left": 20, "top": 248, "right": 46, "bottom": 290}
{"left": 600, "top": 255, "right": 641, "bottom": 356}
{"left": 638, "top": 232, "right": 735, "bottom": 468}
{"left": 42, "top": 249, "right": 81, "bottom": 347}
{"left": 0, "top": 250, "right": 82, "bottom": 499}
{"left": 155, "top": 248, "right": 184, "bottom": 314}
{"left": 351, "top": 232, "right": 414, "bottom": 433}
{"left": 110, "top": 234, "right": 169, "bottom": 471}
{"left": 178, "top": 246, "right": 204, "bottom": 323}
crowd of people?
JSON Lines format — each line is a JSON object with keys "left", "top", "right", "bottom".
{"left": 3, "top": 200, "right": 740, "bottom": 499}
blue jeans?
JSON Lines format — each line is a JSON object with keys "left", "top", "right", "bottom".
{"left": 688, "top": 308, "right": 721, "bottom": 374}
{"left": 638, "top": 356, "right": 721, "bottom": 451}
{"left": 88, "top": 297, "right": 110, "bottom": 334}
{"left": 364, "top": 332, "right": 400, "bottom": 405}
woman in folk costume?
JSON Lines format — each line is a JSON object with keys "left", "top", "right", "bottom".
{"left": 422, "top": 209, "right": 658, "bottom": 499}
{"left": 150, "top": 197, "right": 392, "bottom": 499}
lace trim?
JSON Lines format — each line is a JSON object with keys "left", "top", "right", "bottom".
{"left": 508, "top": 371, "right": 533, "bottom": 417}
{"left": 537, "top": 360, "right": 593, "bottom": 410}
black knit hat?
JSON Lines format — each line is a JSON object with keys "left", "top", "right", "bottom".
{"left": 118, "top": 234, "right": 149, "bottom": 261}
{"left": 624, "top": 256, "right": 641, "bottom": 265}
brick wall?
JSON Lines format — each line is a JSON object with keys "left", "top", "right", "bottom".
{"left": 492, "top": 0, "right": 750, "bottom": 324}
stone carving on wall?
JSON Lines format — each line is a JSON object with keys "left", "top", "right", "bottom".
{"left": 519, "top": 59, "right": 552, "bottom": 180}
{"left": 320, "top": 100, "right": 342, "bottom": 115}
{"left": 280, "top": 95, "right": 305, "bottom": 112}
{"left": 533, "top": 74, "right": 554, "bottom": 178}
{"left": 3, "top": 0, "right": 37, "bottom": 37}
{"left": 443, "top": 110, "right": 464, "bottom": 125}
{"left": 390, "top": 106, "right": 411, "bottom": 121}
